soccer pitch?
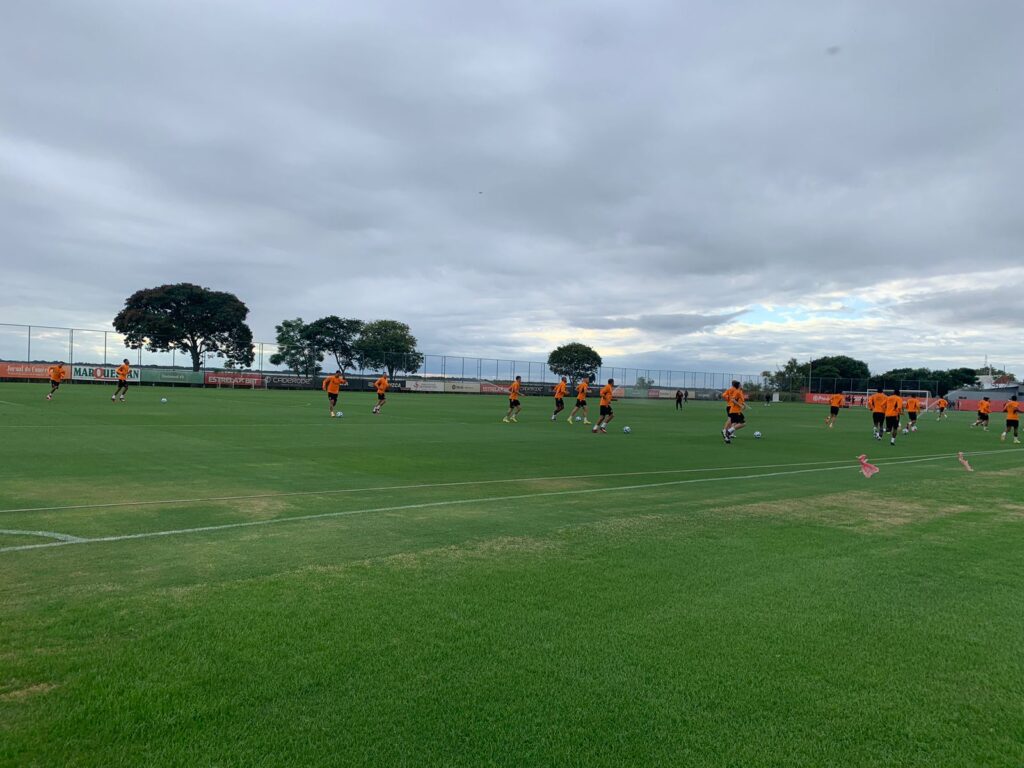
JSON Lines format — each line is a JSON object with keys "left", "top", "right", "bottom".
{"left": 1, "top": 384, "right": 1022, "bottom": 767}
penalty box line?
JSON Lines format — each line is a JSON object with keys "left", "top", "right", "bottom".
{"left": 0, "top": 450, "right": 997, "bottom": 517}
{"left": 0, "top": 451, "right": 1004, "bottom": 554}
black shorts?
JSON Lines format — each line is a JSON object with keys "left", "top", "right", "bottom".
{"left": 575, "top": 399, "right": 587, "bottom": 408}
{"left": 50, "top": 380, "right": 61, "bottom": 389}
{"left": 938, "top": 407, "right": 946, "bottom": 413}
{"left": 977, "top": 411, "right": 989, "bottom": 422}
{"left": 600, "top": 404, "right": 613, "bottom": 416}
{"left": 729, "top": 412, "right": 745, "bottom": 424}
{"left": 509, "top": 399, "right": 521, "bottom": 408}
{"left": 1007, "top": 419, "right": 1019, "bottom": 429}
{"left": 328, "top": 393, "right": 338, "bottom": 404}
{"left": 829, "top": 406, "right": 840, "bottom": 415}
{"left": 377, "top": 392, "right": 386, "bottom": 401}
{"left": 725, "top": 407, "right": 731, "bottom": 416}
{"left": 872, "top": 412, "right": 885, "bottom": 426}
{"left": 116, "top": 379, "right": 129, "bottom": 387}
{"left": 885, "top": 415, "right": 899, "bottom": 431}
{"left": 908, "top": 412, "right": 917, "bottom": 422}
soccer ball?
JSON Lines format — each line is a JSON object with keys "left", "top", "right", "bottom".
{"left": 754, "top": 431, "right": 762, "bottom": 438}
{"left": 902, "top": 427, "right": 909, "bottom": 434}
{"left": 336, "top": 411, "right": 344, "bottom": 418}
{"left": 575, "top": 416, "right": 582, "bottom": 421}
{"left": 160, "top": 397, "right": 167, "bottom": 403}
{"left": 622, "top": 426, "right": 631, "bottom": 434}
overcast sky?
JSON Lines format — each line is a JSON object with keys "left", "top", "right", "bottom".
{"left": 2, "top": 0, "right": 1021, "bottom": 375}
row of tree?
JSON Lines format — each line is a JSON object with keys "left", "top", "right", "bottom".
{"left": 763, "top": 356, "right": 1015, "bottom": 395}
{"left": 112, "top": 283, "right": 421, "bottom": 376}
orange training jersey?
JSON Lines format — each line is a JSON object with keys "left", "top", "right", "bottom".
{"left": 885, "top": 394, "right": 903, "bottom": 417}
{"left": 979, "top": 400, "right": 991, "bottom": 415}
{"left": 727, "top": 389, "right": 745, "bottom": 414}
{"left": 374, "top": 376, "right": 389, "bottom": 395}
{"left": 554, "top": 381, "right": 567, "bottom": 399}
{"left": 322, "top": 375, "right": 346, "bottom": 395}
{"left": 576, "top": 381, "right": 589, "bottom": 400}
{"left": 115, "top": 363, "right": 130, "bottom": 381}
{"left": 867, "top": 393, "right": 886, "bottom": 412}
{"left": 48, "top": 365, "right": 65, "bottom": 382}
{"left": 1006, "top": 401, "right": 1020, "bottom": 420}
{"left": 509, "top": 380, "right": 521, "bottom": 400}
{"left": 829, "top": 394, "right": 844, "bottom": 408}
{"left": 936, "top": 398, "right": 948, "bottom": 409}
{"left": 907, "top": 397, "right": 920, "bottom": 413}
{"left": 599, "top": 383, "right": 614, "bottom": 407}
{"left": 721, "top": 387, "right": 735, "bottom": 407}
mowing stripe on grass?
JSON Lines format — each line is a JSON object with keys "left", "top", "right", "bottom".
{"left": 0, "top": 529, "right": 87, "bottom": 542}
{"left": 1, "top": 451, "right": 1010, "bottom": 554}
{"left": 0, "top": 450, "right": 999, "bottom": 517}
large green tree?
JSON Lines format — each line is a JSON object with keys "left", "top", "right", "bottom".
{"left": 355, "top": 320, "right": 423, "bottom": 378}
{"left": 268, "top": 318, "right": 324, "bottom": 379}
{"left": 547, "top": 343, "right": 602, "bottom": 385}
{"left": 308, "top": 316, "right": 363, "bottom": 371}
{"left": 113, "top": 283, "right": 254, "bottom": 371}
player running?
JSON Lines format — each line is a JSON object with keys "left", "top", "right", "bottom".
{"left": 371, "top": 373, "right": 389, "bottom": 414}
{"left": 592, "top": 378, "right": 615, "bottom": 434}
{"left": 503, "top": 376, "right": 522, "bottom": 423}
{"left": 322, "top": 370, "right": 347, "bottom": 417}
{"left": 867, "top": 388, "right": 887, "bottom": 440}
{"left": 567, "top": 377, "right": 591, "bottom": 424}
{"left": 934, "top": 396, "right": 949, "bottom": 420}
{"left": 723, "top": 380, "right": 747, "bottom": 444}
{"left": 551, "top": 377, "right": 567, "bottom": 421}
{"left": 971, "top": 397, "right": 991, "bottom": 431}
{"left": 45, "top": 362, "right": 66, "bottom": 401}
{"left": 112, "top": 359, "right": 131, "bottom": 402}
{"left": 720, "top": 383, "right": 737, "bottom": 437}
{"left": 1001, "top": 396, "right": 1020, "bottom": 444}
{"left": 885, "top": 388, "right": 904, "bottom": 445}
{"left": 906, "top": 395, "right": 922, "bottom": 432}
{"left": 824, "top": 392, "right": 844, "bottom": 428}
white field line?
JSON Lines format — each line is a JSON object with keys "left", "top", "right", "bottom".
{"left": 0, "top": 529, "right": 87, "bottom": 542}
{"left": 0, "top": 452, "right": 973, "bottom": 517}
{"left": 0, "top": 451, "right": 1011, "bottom": 555}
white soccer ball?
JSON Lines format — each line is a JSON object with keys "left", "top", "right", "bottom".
{"left": 336, "top": 411, "right": 344, "bottom": 418}
{"left": 754, "top": 431, "right": 762, "bottom": 438}
{"left": 575, "top": 416, "right": 582, "bottom": 421}
{"left": 622, "top": 426, "right": 631, "bottom": 434}
{"left": 160, "top": 397, "right": 168, "bottom": 403}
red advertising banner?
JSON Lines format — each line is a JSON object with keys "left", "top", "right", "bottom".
{"left": 205, "top": 371, "right": 264, "bottom": 387}
{"left": 955, "top": 398, "right": 1011, "bottom": 413}
{"left": 480, "top": 382, "right": 509, "bottom": 394}
{"left": 0, "top": 362, "right": 70, "bottom": 379}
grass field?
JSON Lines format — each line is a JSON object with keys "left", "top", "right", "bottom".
{"left": 1, "top": 382, "right": 1022, "bottom": 767}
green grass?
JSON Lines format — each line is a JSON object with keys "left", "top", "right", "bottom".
{"left": 1, "top": 382, "right": 1022, "bottom": 767}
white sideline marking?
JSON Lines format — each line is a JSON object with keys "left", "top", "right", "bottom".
{"left": 0, "top": 529, "right": 86, "bottom": 542}
{"left": 0, "top": 455, "right": 939, "bottom": 516}
{"left": 0, "top": 451, "right": 1007, "bottom": 554}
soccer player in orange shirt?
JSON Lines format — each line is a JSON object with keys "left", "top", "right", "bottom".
{"left": 567, "top": 378, "right": 591, "bottom": 424}
{"left": 592, "top": 378, "right": 615, "bottom": 434}
{"left": 45, "top": 362, "right": 66, "bottom": 401}
{"left": 372, "top": 373, "right": 389, "bottom": 414}
{"left": 112, "top": 358, "right": 131, "bottom": 403}
{"left": 723, "top": 380, "right": 747, "bottom": 443}
{"left": 503, "top": 375, "right": 522, "bottom": 423}
{"left": 971, "top": 397, "right": 991, "bottom": 431}
{"left": 867, "top": 388, "right": 887, "bottom": 440}
{"left": 905, "top": 395, "right": 922, "bottom": 432}
{"left": 934, "top": 397, "right": 949, "bottom": 421}
{"left": 551, "top": 377, "right": 568, "bottom": 421}
{"left": 825, "top": 392, "right": 844, "bottom": 428}
{"left": 1001, "top": 395, "right": 1020, "bottom": 444}
{"left": 322, "top": 370, "right": 347, "bottom": 418}
{"left": 720, "top": 383, "right": 737, "bottom": 437}
{"left": 884, "top": 388, "right": 904, "bottom": 445}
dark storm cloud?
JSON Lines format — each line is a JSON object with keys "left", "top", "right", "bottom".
{"left": 1, "top": 0, "right": 1021, "bottom": 373}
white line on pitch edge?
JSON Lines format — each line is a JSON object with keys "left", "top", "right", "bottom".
{"left": 0, "top": 452, "right": 1006, "bottom": 554}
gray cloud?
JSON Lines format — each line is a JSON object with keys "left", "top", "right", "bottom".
{"left": 1, "top": 0, "right": 1022, "bottom": 374}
